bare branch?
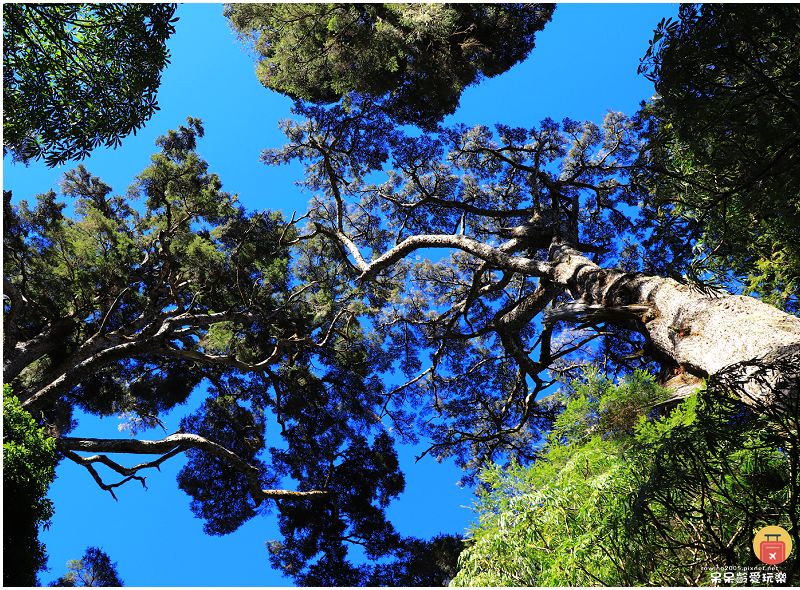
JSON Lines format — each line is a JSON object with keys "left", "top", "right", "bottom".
{"left": 60, "top": 448, "right": 158, "bottom": 501}
{"left": 355, "top": 233, "right": 553, "bottom": 282}
{"left": 57, "top": 433, "right": 333, "bottom": 506}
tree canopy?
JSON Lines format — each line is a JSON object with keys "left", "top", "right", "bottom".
{"left": 260, "top": 94, "right": 799, "bottom": 452}
{"left": 3, "top": 3, "right": 178, "bottom": 166}
{"left": 225, "top": 3, "right": 554, "bottom": 129}
{"left": 49, "top": 546, "right": 124, "bottom": 587}
{"left": 638, "top": 4, "right": 800, "bottom": 313}
{"left": 4, "top": 3, "right": 800, "bottom": 586}
{"left": 3, "top": 119, "right": 461, "bottom": 585}
{"left": 6, "top": 96, "right": 799, "bottom": 587}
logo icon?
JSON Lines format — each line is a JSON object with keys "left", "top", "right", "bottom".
{"left": 753, "top": 525, "right": 792, "bottom": 565}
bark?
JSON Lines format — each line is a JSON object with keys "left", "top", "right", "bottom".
{"left": 547, "top": 242, "right": 800, "bottom": 407}
{"left": 346, "top": 232, "right": 551, "bottom": 282}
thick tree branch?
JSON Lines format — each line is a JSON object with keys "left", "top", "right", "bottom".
{"left": 57, "top": 434, "right": 332, "bottom": 506}
{"left": 355, "top": 233, "right": 553, "bottom": 282}
{"left": 3, "top": 315, "right": 78, "bottom": 382}
{"left": 17, "top": 304, "right": 302, "bottom": 413}
{"left": 546, "top": 241, "right": 800, "bottom": 406}
{"left": 151, "top": 338, "right": 308, "bottom": 372}
{"left": 21, "top": 336, "right": 154, "bottom": 413}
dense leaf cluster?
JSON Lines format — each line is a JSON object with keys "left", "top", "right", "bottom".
{"left": 452, "top": 368, "right": 798, "bottom": 585}
{"left": 225, "top": 3, "right": 554, "bottom": 129}
{"left": 3, "top": 386, "right": 57, "bottom": 587}
{"left": 5, "top": 118, "right": 290, "bottom": 423}
{"left": 4, "top": 118, "right": 462, "bottom": 585}
{"left": 3, "top": 3, "right": 177, "bottom": 165}
{"left": 638, "top": 4, "right": 800, "bottom": 313}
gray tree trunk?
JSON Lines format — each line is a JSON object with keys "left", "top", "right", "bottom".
{"left": 548, "top": 242, "right": 800, "bottom": 408}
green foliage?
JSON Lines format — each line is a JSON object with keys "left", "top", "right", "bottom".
{"left": 8, "top": 6, "right": 799, "bottom": 584}
{"left": 637, "top": 4, "right": 800, "bottom": 314}
{"left": 5, "top": 117, "right": 292, "bottom": 425}
{"left": 49, "top": 546, "right": 124, "bottom": 587}
{"left": 451, "top": 369, "right": 798, "bottom": 586}
{"left": 3, "top": 384, "right": 57, "bottom": 587}
{"left": 178, "top": 395, "right": 268, "bottom": 536}
{"left": 5, "top": 117, "right": 461, "bottom": 585}
{"left": 3, "top": 3, "right": 178, "bottom": 166}
{"left": 225, "top": 3, "right": 554, "bottom": 129}
{"left": 367, "top": 534, "right": 464, "bottom": 586}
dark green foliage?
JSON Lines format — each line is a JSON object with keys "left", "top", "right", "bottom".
{"left": 6, "top": 117, "right": 462, "bottom": 585}
{"left": 368, "top": 534, "right": 464, "bottom": 586}
{"left": 261, "top": 357, "right": 408, "bottom": 584}
{"left": 3, "top": 3, "right": 178, "bottom": 166}
{"left": 178, "top": 395, "right": 269, "bottom": 536}
{"left": 626, "top": 381, "right": 798, "bottom": 584}
{"left": 637, "top": 4, "right": 800, "bottom": 313}
{"left": 225, "top": 3, "right": 554, "bottom": 129}
{"left": 267, "top": 431, "right": 406, "bottom": 585}
{"left": 3, "top": 385, "right": 57, "bottom": 587}
{"left": 49, "top": 546, "right": 124, "bottom": 587}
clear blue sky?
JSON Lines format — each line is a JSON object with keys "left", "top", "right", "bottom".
{"left": 4, "top": 3, "right": 679, "bottom": 586}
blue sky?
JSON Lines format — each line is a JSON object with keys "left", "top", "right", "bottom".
{"left": 4, "top": 3, "right": 679, "bottom": 586}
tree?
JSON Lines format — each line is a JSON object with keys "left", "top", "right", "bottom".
{"left": 49, "top": 546, "right": 124, "bottom": 587}
{"left": 369, "top": 534, "right": 464, "bottom": 586}
{"left": 450, "top": 368, "right": 798, "bottom": 585}
{"left": 3, "top": 3, "right": 178, "bottom": 166}
{"left": 3, "top": 117, "right": 460, "bottom": 585}
{"left": 6, "top": 7, "right": 800, "bottom": 584}
{"left": 637, "top": 4, "right": 800, "bottom": 313}
{"left": 3, "top": 385, "right": 57, "bottom": 587}
{"left": 260, "top": 96, "right": 799, "bottom": 478}
{"left": 224, "top": 3, "right": 554, "bottom": 129}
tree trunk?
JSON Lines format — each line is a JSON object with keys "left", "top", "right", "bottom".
{"left": 548, "top": 242, "right": 800, "bottom": 408}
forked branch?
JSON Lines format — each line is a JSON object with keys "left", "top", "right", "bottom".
{"left": 57, "top": 433, "right": 333, "bottom": 505}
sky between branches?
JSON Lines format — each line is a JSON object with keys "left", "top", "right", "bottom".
{"left": 3, "top": 3, "right": 679, "bottom": 586}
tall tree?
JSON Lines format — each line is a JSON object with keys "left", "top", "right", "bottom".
{"left": 224, "top": 3, "right": 554, "bottom": 129}
{"left": 3, "top": 3, "right": 178, "bottom": 166}
{"left": 3, "top": 385, "right": 57, "bottom": 587}
{"left": 261, "top": 97, "right": 799, "bottom": 478}
{"left": 6, "top": 6, "right": 800, "bottom": 583}
{"left": 3, "top": 118, "right": 459, "bottom": 585}
{"left": 637, "top": 4, "right": 800, "bottom": 313}
{"left": 49, "top": 546, "right": 124, "bottom": 587}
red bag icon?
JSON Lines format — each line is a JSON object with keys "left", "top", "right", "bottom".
{"left": 760, "top": 534, "right": 786, "bottom": 565}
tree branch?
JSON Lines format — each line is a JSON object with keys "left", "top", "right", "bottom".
{"left": 3, "top": 315, "right": 78, "bottom": 382}
{"left": 57, "top": 433, "right": 333, "bottom": 506}
{"left": 354, "top": 233, "right": 553, "bottom": 282}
